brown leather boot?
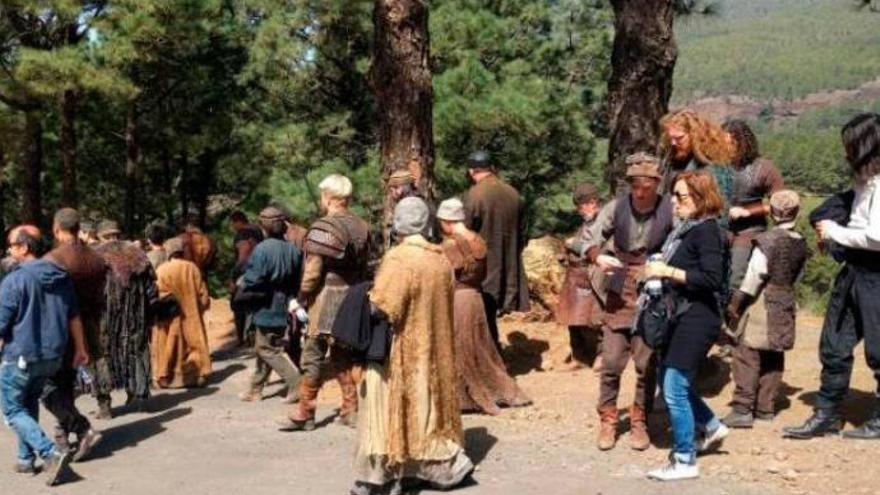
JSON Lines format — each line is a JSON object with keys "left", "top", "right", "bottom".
{"left": 629, "top": 405, "right": 650, "bottom": 451}
{"left": 336, "top": 367, "right": 358, "bottom": 429}
{"left": 280, "top": 379, "right": 319, "bottom": 431}
{"left": 597, "top": 405, "right": 618, "bottom": 451}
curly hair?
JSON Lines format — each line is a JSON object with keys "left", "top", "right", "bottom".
{"left": 661, "top": 110, "right": 734, "bottom": 166}
{"left": 722, "top": 119, "right": 760, "bottom": 167}
{"left": 842, "top": 113, "right": 880, "bottom": 180}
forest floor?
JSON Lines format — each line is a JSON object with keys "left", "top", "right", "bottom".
{"left": 0, "top": 299, "right": 877, "bottom": 495}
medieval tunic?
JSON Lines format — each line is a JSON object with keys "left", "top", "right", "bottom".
{"left": 728, "top": 158, "right": 785, "bottom": 288}
{"left": 587, "top": 195, "right": 674, "bottom": 411}
{"left": 732, "top": 226, "right": 807, "bottom": 414}
{"left": 442, "top": 232, "right": 531, "bottom": 415}
{"left": 153, "top": 258, "right": 212, "bottom": 388}
{"left": 95, "top": 241, "right": 158, "bottom": 399}
{"left": 356, "top": 236, "right": 473, "bottom": 487}
{"left": 463, "top": 175, "right": 530, "bottom": 314}
{"left": 556, "top": 216, "right": 602, "bottom": 328}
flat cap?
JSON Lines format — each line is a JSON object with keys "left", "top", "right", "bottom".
{"left": 770, "top": 189, "right": 801, "bottom": 223}
{"left": 625, "top": 152, "right": 662, "bottom": 180}
{"left": 259, "top": 206, "right": 287, "bottom": 221}
{"left": 572, "top": 182, "right": 600, "bottom": 205}
{"left": 388, "top": 169, "right": 415, "bottom": 187}
{"left": 467, "top": 150, "right": 492, "bottom": 169}
{"left": 436, "top": 198, "right": 465, "bottom": 222}
{"left": 97, "top": 220, "right": 121, "bottom": 236}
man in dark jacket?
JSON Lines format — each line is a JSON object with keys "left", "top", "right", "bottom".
{"left": 463, "top": 150, "right": 530, "bottom": 345}
{"left": 236, "top": 207, "right": 303, "bottom": 403}
{"left": 0, "top": 225, "right": 88, "bottom": 486}
{"left": 42, "top": 208, "right": 108, "bottom": 462}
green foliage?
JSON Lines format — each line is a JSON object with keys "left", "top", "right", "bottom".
{"left": 431, "top": 0, "right": 612, "bottom": 235}
{"left": 673, "top": 0, "right": 880, "bottom": 101}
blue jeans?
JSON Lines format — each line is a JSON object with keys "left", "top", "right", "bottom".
{"left": 0, "top": 358, "right": 63, "bottom": 466}
{"left": 661, "top": 366, "right": 721, "bottom": 464}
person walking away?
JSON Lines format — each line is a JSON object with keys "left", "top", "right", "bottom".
{"left": 0, "top": 225, "right": 89, "bottom": 486}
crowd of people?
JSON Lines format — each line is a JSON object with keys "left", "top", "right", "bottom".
{"left": 1, "top": 110, "right": 879, "bottom": 492}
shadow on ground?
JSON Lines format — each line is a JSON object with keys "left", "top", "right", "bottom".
{"left": 88, "top": 407, "right": 193, "bottom": 460}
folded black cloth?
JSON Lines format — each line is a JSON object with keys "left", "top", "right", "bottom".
{"left": 809, "top": 189, "right": 855, "bottom": 264}
{"left": 331, "top": 281, "right": 391, "bottom": 361}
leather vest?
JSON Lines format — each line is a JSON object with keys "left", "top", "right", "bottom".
{"left": 612, "top": 195, "right": 674, "bottom": 260}
{"left": 755, "top": 229, "right": 807, "bottom": 287}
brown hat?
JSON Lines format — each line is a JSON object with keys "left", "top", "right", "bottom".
{"left": 625, "top": 152, "right": 662, "bottom": 180}
{"left": 97, "top": 220, "right": 121, "bottom": 237}
{"left": 572, "top": 182, "right": 600, "bottom": 205}
{"left": 770, "top": 189, "right": 800, "bottom": 223}
{"left": 388, "top": 169, "right": 414, "bottom": 187}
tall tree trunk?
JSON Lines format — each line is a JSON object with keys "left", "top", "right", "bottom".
{"left": 59, "top": 89, "right": 78, "bottom": 207}
{"left": 124, "top": 106, "right": 141, "bottom": 236}
{"left": 606, "top": 0, "right": 677, "bottom": 192}
{"left": 21, "top": 111, "right": 43, "bottom": 225}
{"left": 371, "top": 0, "right": 435, "bottom": 230}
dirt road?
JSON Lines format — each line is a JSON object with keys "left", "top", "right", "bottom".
{"left": 0, "top": 302, "right": 875, "bottom": 495}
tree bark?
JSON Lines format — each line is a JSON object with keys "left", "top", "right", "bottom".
{"left": 371, "top": 0, "right": 436, "bottom": 230}
{"left": 124, "top": 106, "right": 141, "bottom": 236}
{"left": 21, "top": 111, "right": 43, "bottom": 225}
{"left": 59, "top": 89, "right": 78, "bottom": 207}
{"left": 606, "top": 0, "right": 677, "bottom": 192}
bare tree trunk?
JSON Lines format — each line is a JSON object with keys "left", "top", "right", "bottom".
{"left": 124, "top": 106, "right": 141, "bottom": 236}
{"left": 21, "top": 111, "right": 43, "bottom": 225}
{"left": 606, "top": 0, "right": 677, "bottom": 192}
{"left": 371, "top": 0, "right": 435, "bottom": 232}
{"left": 59, "top": 89, "right": 78, "bottom": 207}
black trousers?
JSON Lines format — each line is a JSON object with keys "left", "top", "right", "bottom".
{"left": 42, "top": 366, "right": 91, "bottom": 437}
{"left": 816, "top": 265, "right": 880, "bottom": 410}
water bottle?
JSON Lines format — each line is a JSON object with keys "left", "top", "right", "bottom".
{"left": 645, "top": 254, "right": 664, "bottom": 298}
{"left": 78, "top": 366, "right": 93, "bottom": 387}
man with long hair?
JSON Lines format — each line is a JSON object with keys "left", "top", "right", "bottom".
{"left": 660, "top": 110, "right": 735, "bottom": 208}
{"left": 785, "top": 113, "right": 880, "bottom": 440}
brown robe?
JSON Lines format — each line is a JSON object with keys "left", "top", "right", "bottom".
{"left": 153, "top": 258, "right": 212, "bottom": 387}
{"left": 463, "top": 175, "right": 530, "bottom": 313}
{"left": 358, "top": 235, "right": 469, "bottom": 480}
{"left": 442, "top": 232, "right": 531, "bottom": 415}
{"left": 180, "top": 227, "right": 216, "bottom": 275}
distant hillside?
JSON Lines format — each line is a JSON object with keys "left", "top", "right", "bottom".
{"left": 672, "top": 0, "right": 880, "bottom": 103}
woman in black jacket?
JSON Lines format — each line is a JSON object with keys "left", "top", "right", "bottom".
{"left": 643, "top": 171, "right": 729, "bottom": 481}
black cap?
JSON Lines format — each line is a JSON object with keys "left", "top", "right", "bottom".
{"left": 467, "top": 150, "right": 492, "bottom": 169}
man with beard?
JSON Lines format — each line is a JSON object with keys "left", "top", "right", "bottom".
{"left": 586, "top": 153, "right": 675, "bottom": 452}
{"left": 42, "top": 208, "right": 107, "bottom": 461}
{"left": 557, "top": 182, "right": 605, "bottom": 370}
{"left": 94, "top": 220, "right": 158, "bottom": 417}
{"left": 281, "top": 174, "right": 371, "bottom": 431}
{"left": 660, "top": 110, "right": 735, "bottom": 207}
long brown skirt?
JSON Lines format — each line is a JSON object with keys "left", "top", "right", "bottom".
{"left": 454, "top": 286, "right": 531, "bottom": 415}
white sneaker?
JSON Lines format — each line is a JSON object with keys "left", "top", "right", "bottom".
{"left": 647, "top": 459, "right": 699, "bottom": 481}
{"left": 697, "top": 423, "right": 729, "bottom": 454}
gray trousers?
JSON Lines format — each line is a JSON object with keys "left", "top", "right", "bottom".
{"left": 250, "top": 327, "right": 301, "bottom": 393}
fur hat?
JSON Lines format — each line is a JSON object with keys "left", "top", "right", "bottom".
{"left": 436, "top": 198, "right": 465, "bottom": 222}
